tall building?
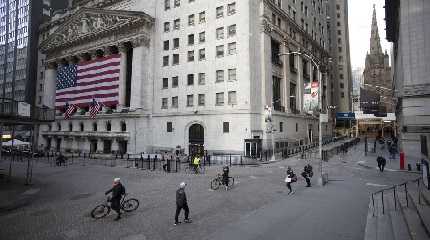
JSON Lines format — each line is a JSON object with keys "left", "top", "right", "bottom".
{"left": 351, "top": 67, "right": 364, "bottom": 111}
{"left": 385, "top": 0, "right": 430, "bottom": 165}
{"left": 37, "top": 0, "right": 333, "bottom": 156}
{"left": 328, "top": 0, "right": 352, "bottom": 113}
{"left": 362, "top": 5, "right": 392, "bottom": 114}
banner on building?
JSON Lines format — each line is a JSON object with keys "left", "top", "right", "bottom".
{"left": 304, "top": 82, "right": 319, "bottom": 113}
{"left": 55, "top": 54, "right": 120, "bottom": 109}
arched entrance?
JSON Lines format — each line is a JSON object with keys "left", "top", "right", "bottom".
{"left": 189, "top": 124, "right": 204, "bottom": 157}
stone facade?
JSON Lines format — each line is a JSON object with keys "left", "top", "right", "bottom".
{"left": 37, "top": 0, "right": 334, "bottom": 156}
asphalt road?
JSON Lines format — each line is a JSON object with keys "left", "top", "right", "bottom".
{"left": 0, "top": 143, "right": 419, "bottom": 240}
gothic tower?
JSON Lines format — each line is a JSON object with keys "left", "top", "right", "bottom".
{"left": 362, "top": 5, "right": 393, "bottom": 113}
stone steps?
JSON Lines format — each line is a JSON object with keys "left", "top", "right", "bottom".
{"left": 364, "top": 185, "right": 430, "bottom": 240}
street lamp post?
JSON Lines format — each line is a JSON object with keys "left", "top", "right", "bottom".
{"left": 264, "top": 105, "right": 276, "bottom": 161}
{"left": 279, "top": 51, "right": 330, "bottom": 186}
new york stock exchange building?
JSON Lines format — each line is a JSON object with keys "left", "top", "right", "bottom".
{"left": 37, "top": 0, "right": 328, "bottom": 157}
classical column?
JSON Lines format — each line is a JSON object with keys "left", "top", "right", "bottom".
{"left": 282, "top": 41, "right": 290, "bottom": 113}
{"left": 44, "top": 61, "right": 58, "bottom": 109}
{"left": 82, "top": 138, "right": 91, "bottom": 152}
{"left": 130, "top": 37, "right": 152, "bottom": 110}
{"left": 297, "top": 54, "right": 304, "bottom": 113}
{"left": 118, "top": 43, "right": 128, "bottom": 107}
{"left": 97, "top": 138, "right": 104, "bottom": 153}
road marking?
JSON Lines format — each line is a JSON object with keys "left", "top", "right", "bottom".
{"left": 22, "top": 188, "right": 40, "bottom": 195}
{"left": 366, "top": 183, "right": 389, "bottom": 187}
{"left": 249, "top": 176, "right": 257, "bottom": 179}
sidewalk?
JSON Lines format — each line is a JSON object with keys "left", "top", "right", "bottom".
{"left": 355, "top": 142, "right": 421, "bottom": 174}
{"left": 0, "top": 166, "right": 41, "bottom": 214}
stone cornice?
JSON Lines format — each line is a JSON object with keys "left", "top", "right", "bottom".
{"left": 41, "top": 131, "right": 131, "bottom": 139}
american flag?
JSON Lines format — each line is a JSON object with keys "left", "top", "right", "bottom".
{"left": 56, "top": 54, "right": 120, "bottom": 109}
{"left": 64, "top": 103, "right": 77, "bottom": 120}
{"left": 89, "top": 99, "right": 103, "bottom": 119}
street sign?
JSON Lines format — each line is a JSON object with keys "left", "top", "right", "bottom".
{"left": 320, "top": 114, "right": 328, "bottom": 123}
{"left": 336, "top": 112, "right": 355, "bottom": 120}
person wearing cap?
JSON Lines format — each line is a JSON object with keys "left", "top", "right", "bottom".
{"left": 105, "top": 178, "right": 126, "bottom": 221}
{"left": 174, "top": 182, "right": 192, "bottom": 225}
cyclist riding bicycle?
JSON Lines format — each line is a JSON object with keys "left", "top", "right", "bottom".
{"left": 222, "top": 165, "right": 230, "bottom": 190}
{"left": 105, "top": 178, "right": 126, "bottom": 221}
{"left": 192, "top": 155, "right": 201, "bottom": 174}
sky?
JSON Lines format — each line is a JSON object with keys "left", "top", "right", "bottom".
{"left": 348, "top": 0, "right": 392, "bottom": 70}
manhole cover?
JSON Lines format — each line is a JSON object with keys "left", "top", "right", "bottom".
{"left": 30, "top": 209, "right": 51, "bottom": 217}
{"left": 70, "top": 193, "right": 92, "bottom": 201}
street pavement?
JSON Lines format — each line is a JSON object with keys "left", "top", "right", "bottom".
{"left": 0, "top": 140, "right": 420, "bottom": 240}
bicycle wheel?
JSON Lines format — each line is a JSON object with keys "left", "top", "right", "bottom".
{"left": 122, "top": 198, "right": 139, "bottom": 212}
{"left": 227, "top": 177, "right": 235, "bottom": 188}
{"left": 210, "top": 178, "right": 220, "bottom": 190}
{"left": 91, "top": 204, "right": 110, "bottom": 219}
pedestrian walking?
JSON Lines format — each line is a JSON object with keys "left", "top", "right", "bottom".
{"left": 376, "top": 156, "right": 387, "bottom": 172}
{"left": 174, "top": 182, "right": 192, "bottom": 225}
{"left": 301, "top": 164, "right": 313, "bottom": 187}
{"left": 105, "top": 178, "right": 126, "bottom": 221}
{"left": 222, "top": 165, "right": 230, "bottom": 191}
{"left": 285, "top": 166, "right": 297, "bottom": 194}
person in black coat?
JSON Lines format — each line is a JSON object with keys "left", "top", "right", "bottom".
{"left": 105, "top": 178, "right": 126, "bottom": 221}
{"left": 174, "top": 182, "right": 192, "bottom": 225}
{"left": 222, "top": 165, "right": 230, "bottom": 190}
{"left": 302, "top": 164, "right": 313, "bottom": 187}
{"left": 285, "top": 166, "right": 297, "bottom": 194}
{"left": 376, "top": 156, "right": 387, "bottom": 172}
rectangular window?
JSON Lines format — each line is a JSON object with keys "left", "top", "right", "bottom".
{"left": 187, "top": 94, "right": 194, "bottom": 106}
{"left": 167, "top": 122, "right": 173, "bottom": 132}
{"left": 228, "top": 24, "right": 236, "bottom": 37}
{"left": 223, "top": 122, "right": 229, "bottom": 133}
{"left": 340, "top": 82, "right": 344, "bottom": 88}
{"left": 173, "top": 54, "right": 179, "bottom": 65}
{"left": 174, "top": 19, "right": 180, "bottom": 30}
{"left": 164, "top": 22, "right": 170, "bottom": 32}
{"left": 172, "top": 96, "right": 178, "bottom": 108}
{"left": 172, "top": 76, "right": 179, "bottom": 87}
{"left": 188, "top": 50, "right": 195, "bottom": 62}
{"left": 280, "top": 122, "right": 284, "bottom": 132}
{"left": 290, "top": 82, "right": 297, "bottom": 112}
{"left": 165, "top": 0, "right": 170, "bottom": 10}
{"left": 162, "top": 78, "right": 168, "bottom": 89}
{"left": 228, "top": 68, "right": 237, "bottom": 81}
{"left": 228, "top": 91, "right": 237, "bottom": 105}
{"left": 216, "top": 6, "right": 224, "bottom": 18}
{"left": 216, "top": 92, "right": 224, "bottom": 105}
{"left": 198, "top": 73, "right": 205, "bottom": 85}
{"left": 187, "top": 74, "right": 194, "bottom": 85}
{"left": 163, "top": 56, "right": 169, "bottom": 66}
{"left": 216, "top": 70, "right": 224, "bottom": 82}
{"left": 216, "top": 27, "right": 224, "bottom": 40}
{"left": 188, "top": 14, "right": 195, "bottom": 26}
{"left": 173, "top": 38, "right": 179, "bottom": 49}
{"left": 174, "top": 0, "right": 180, "bottom": 7}
{"left": 188, "top": 34, "right": 194, "bottom": 45}
{"left": 199, "top": 11, "right": 206, "bottom": 23}
{"left": 198, "top": 94, "right": 205, "bottom": 106}
{"left": 228, "top": 42, "right": 236, "bottom": 55}
{"left": 162, "top": 98, "right": 168, "bottom": 109}
{"left": 340, "top": 74, "right": 344, "bottom": 80}
{"left": 199, "top": 48, "right": 206, "bottom": 61}
{"left": 341, "top": 92, "right": 345, "bottom": 98}
{"left": 296, "top": 122, "right": 298, "bottom": 132}
{"left": 216, "top": 45, "right": 224, "bottom": 58}
{"left": 227, "top": 2, "right": 236, "bottom": 15}
{"left": 163, "top": 40, "right": 169, "bottom": 51}
{"left": 199, "top": 31, "right": 205, "bottom": 43}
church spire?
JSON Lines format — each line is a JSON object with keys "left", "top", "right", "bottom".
{"left": 370, "top": 4, "right": 383, "bottom": 54}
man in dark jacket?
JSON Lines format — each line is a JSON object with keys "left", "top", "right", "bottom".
{"left": 222, "top": 165, "right": 230, "bottom": 190}
{"left": 105, "top": 178, "right": 126, "bottom": 221}
{"left": 175, "top": 182, "right": 192, "bottom": 225}
{"left": 302, "top": 164, "right": 313, "bottom": 187}
{"left": 376, "top": 156, "right": 387, "bottom": 172}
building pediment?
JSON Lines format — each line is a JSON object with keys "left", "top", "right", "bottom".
{"left": 40, "top": 8, "right": 154, "bottom": 53}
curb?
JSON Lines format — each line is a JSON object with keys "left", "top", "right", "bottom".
{"left": 357, "top": 162, "right": 421, "bottom": 174}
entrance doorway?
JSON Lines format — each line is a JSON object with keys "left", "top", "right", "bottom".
{"left": 189, "top": 124, "right": 204, "bottom": 157}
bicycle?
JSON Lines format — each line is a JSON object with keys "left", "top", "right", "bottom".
{"left": 91, "top": 193, "right": 139, "bottom": 219}
{"left": 184, "top": 164, "right": 205, "bottom": 174}
{"left": 210, "top": 174, "right": 234, "bottom": 190}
